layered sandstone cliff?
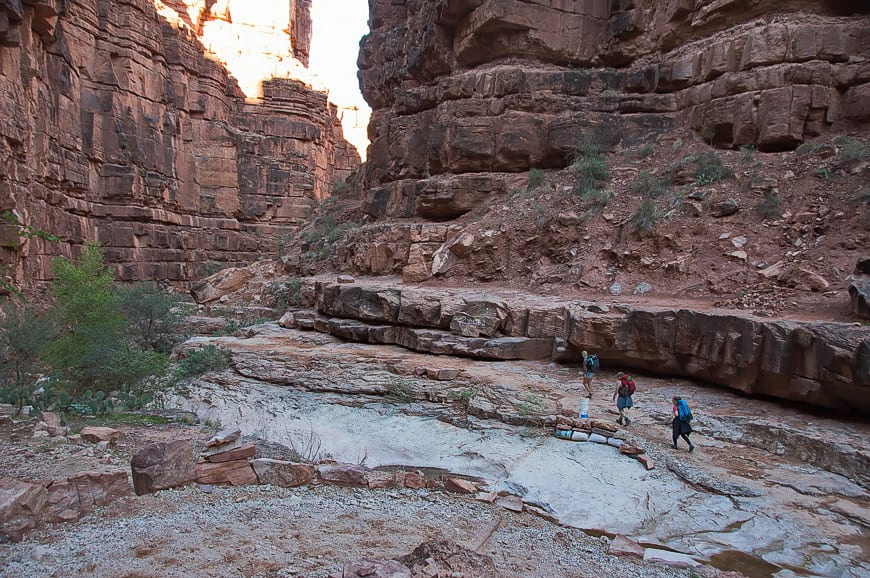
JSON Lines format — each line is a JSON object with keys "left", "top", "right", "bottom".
{"left": 358, "top": 0, "right": 869, "bottom": 217}
{"left": 0, "top": 0, "right": 358, "bottom": 289}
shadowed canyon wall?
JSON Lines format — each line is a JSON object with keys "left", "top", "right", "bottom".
{"left": 358, "top": 0, "right": 869, "bottom": 220}
{"left": 0, "top": 0, "right": 359, "bottom": 289}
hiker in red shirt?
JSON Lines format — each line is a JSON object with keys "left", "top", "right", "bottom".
{"left": 612, "top": 372, "right": 635, "bottom": 426}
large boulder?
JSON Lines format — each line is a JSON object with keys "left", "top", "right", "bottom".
{"left": 44, "top": 471, "right": 130, "bottom": 523}
{"left": 130, "top": 440, "right": 196, "bottom": 496}
{"left": 0, "top": 478, "right": 47, "bottom": 542}
{"left": 190, "top": 268, "right": 254, "bottom": 304}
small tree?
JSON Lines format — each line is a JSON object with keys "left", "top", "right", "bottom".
{"left": 119, "top": 282, "right": 187, "bottom": 352}
{"left": 45, "top": 243, "right": 172, "bottom": 408}
{"left": 0, "top": 303, "right": 54, "bottom": 410}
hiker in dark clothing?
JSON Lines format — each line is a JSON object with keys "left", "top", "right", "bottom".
{"left": 672, "top": 396, "right": 695, "bottom": 452}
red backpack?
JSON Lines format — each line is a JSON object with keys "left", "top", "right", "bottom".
{"left": 619, "top": 375, "right": 636, "bottom": 396}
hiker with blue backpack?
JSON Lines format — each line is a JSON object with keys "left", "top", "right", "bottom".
{"left": 580, "top": 350, "right": 598, "bottom": 398}
{"left": 672, "top": 396, "right": 695, "bottom": 452}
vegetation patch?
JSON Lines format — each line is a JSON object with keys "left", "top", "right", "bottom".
{"left": 756, "top": 191, "right": 783, "bottom": 221}
{"left": 526, "top": 168, "right": 545, "bottom": 191}
{"left": 516, "top": 394, "right": 546, "bottom": 417}
{"left": 570, "top": 137, "right": 611, "bottom": 208}
{"left": 631, "top": 171, "right": 670, "bottom": 199}
{"left": 0, "top": 243, "right": 207, "bottom": 417}
{"left": 265, "top": 277, "right": 303, "bottom": 310}
{"left": 833, "top": 136, "right": 870, "bottom": 167}
{"left": 386, "top": 376, "right": 415, "bottom": 402}
{"left": 694, "top": 152, "right": 734, "bottom": 185}
{"left": 175, "top": 344, "right": 230, "bottom": 379}
{"left": 636, "top": 143, "right": 655, "bottom": 159}
{"left": 633, "top": 200, "right": 659, "bottom": 232}
{"left": 447, "top": 387, "right": 478, "bottom": 410}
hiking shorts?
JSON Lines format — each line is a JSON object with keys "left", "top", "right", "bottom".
{"left": 616, "top": 395, "right": 633, "bottom": 410}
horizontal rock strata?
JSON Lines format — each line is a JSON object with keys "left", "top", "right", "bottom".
{"left": 280, "top": 280, "right": 870, "bottom": 412}
{"left": 359, "top": 0, "right": 869, "bottom": 218}
{"left": 0, "top": 0, "right": 358, "bottom": 288}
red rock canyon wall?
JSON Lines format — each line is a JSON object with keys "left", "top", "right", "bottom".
{"left": 0, "top": 0, "right": 359, "bottom": 289}
{"left": 358, "top": 0, "right": 869, "bottom": 219}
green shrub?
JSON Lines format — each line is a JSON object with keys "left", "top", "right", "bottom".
{"left": 332, "top": 178, "right": 350, "bottom": 194}
{"left": 634, "top": 200, "right": 659, "bottom": 232}
{"left": 386, "top": 376, "right": 414, "bottom": 402}
{"left": 636, "top": 143, "right": 655, "bottom": 159}
{"left": 695, "top": 152, "right": 734, "bottom": 185}
{"left": 527, "top": 168, "right": 545, "bottom": 191}
{"left": 221, "top": 314, "right": 269, "bottom": 335}
{"left": 447, "top": 387, "right": 478, "bottom": 410}
{"left": 119, "top": 282, "right": 188, "bottom": 353}
{"left": 631, "top": 171, "right": 669, "bottom": 199}
{"left": 266, "top": 277, "right": 302, "bottom": 310}
{"left": 203, "top": 261, "right": 227, "bottom": 277}
{"left": 570, "top": 138, "right": 610, "bottom": 202}
{"left": 0, "top": 244, "right": 177, "bottom": 415}
{"left": 814, "top": 167, "right": 831, "bottom": 179}
{"left": 0, "top": 304, "right": 54, "bottom": 410}
{"left": 175, "top": 345, "right": 230, "bottom": 378}
{"left": 301, "top": 212, "right": 359, "bottom": 263}
{"left": 795, "top": 141, "right": 824, "bottom": 155}
{"left": 580, "top": 188, "right": 613, "bottom": 207}
{"left": 46, "top": 243, "right": 129, "bottom": 397}
{"left": 516, "top": 394, "right": 546, "bottom": 417}
{"left": 45, "top": 244, "right": 174, "bottom": 411}
{"left": 738, "top": 145, "right": 755, "bottom": 164}
{"left": 833, "top": 136, "right": 870, "bottom": 166}
{"left": 756, "top": 192, "right": 783, "bottom": 221}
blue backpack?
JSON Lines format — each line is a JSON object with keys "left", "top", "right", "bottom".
{"left": 677, "top": 399, "right": 693, "bottom": 421}
{"left": 585, "top": 355, "right": 599, "bottom": 372}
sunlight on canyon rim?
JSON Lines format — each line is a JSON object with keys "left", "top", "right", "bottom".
{"left": 154, "top": 0, "right": 371, "bottom": 158}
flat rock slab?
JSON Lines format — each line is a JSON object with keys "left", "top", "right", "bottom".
{"left": 643, "top": 548, "right": 701, "bottom": 568}
{"left": 195, "top": 460, "right": 257, "bottom": 486}
{"left": 204, "top": 443, "right": 256, "bottom": 463}
{"left": 316, "top": 464, "right": 368, "bottom": 487}
{"left": 80, "top": 427, "right": 120, "bottom": 444}
{"left": 206, "top": 428, "right": 241, "bottom": 447}
{"left": 609, "top": 534, "right": 645, "bottom": 558}
{"left": 496, "top": 495, "right": 524, "bottom": 512}
{"left": 251, "top": 459, "right": 314, "bottom": 487}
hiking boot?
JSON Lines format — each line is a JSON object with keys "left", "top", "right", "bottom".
{"left": 672, "top": 442, "right": 678, "bottom": 449}
{"left": 625, "top": 417, "right": 632, "bottom": 426}
{"left": 616, "top": 417, "right": 623, "bottom": 425}
{"left": 689, "top": 444, "right": 695, "bottom": 453}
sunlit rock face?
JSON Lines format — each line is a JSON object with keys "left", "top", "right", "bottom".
{"left": 0, "top": 0, "right": 359, "bottom": 288}
{"left": 155, "top": 0, "right": 313, "bottom": 99}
